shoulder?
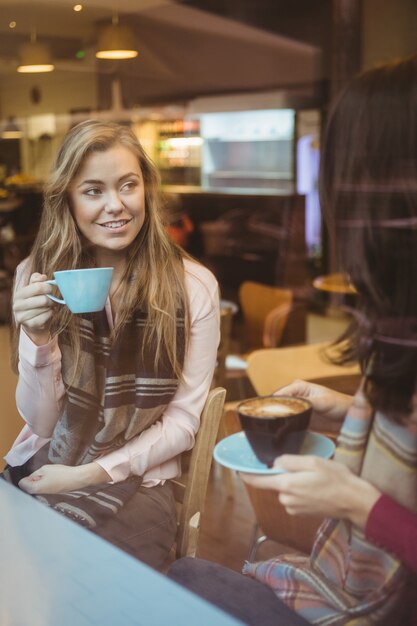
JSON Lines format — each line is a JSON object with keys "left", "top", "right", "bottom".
{"left": 183, "top": 258, "right": 219, "bottom": 319}
{"left": 183, "top": 258, "right": 218, "bottom": 294}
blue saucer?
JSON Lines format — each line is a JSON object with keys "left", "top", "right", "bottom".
{"left": 213, "top": 431, "right": 336, "bottom": 474}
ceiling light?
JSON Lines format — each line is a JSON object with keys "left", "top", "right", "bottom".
{"left": 73, "top": 4, "right": 83, "bottom": 12}
{"left": 17, "top": 32, "right": 54, "bottom": 73}
{"left": 9, "top": 21, "right": 17, "bottom": 29}
{"left": 96, "top": 14, "right": 138, "bottom": 60}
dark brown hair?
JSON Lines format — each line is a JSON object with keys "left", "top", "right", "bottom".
{"left": 319, "top": 54, "right": 417, "bottom": 419}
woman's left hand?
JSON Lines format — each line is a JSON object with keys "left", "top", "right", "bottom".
{"left": 18, "top": 463, "right": 111, "bottom": 495}
{"left": 240, "top": 455, "right": 381, "bottom": 529}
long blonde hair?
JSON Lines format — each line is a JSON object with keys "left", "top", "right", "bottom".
{"left": 16, "top": 120, "right": 190, "bottom": 378}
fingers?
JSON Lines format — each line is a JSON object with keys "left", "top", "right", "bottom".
{"left": 273, "top": 379, "right": 311, "bottom": 398}
{"left": 240, "top": 456, "right": 333, "bottom": 492}
{"left": 16, "top": 274, "right": 53, "bottom": 301}
{"left": 15, "top": 305, "right": 53, "bottom": 332}
{"left": 29, "top": 272, "right": 48, "bottom": 285}
{"left": 272, "top": 454, "right": 329, "bottom": 473}
{"left": 15, "top": 294, "right": 53, "bottom": 314}
{"left": 278, "top": 492, "right": 311, "bottom": 516}
{"left": 18, "top": 471, "right": 43, "bottom": 494}
{"left": 13, "top": 273, "right": 55, "bottom": 330}
{"left": 239, "top": 471, "right": 286, "bottom": 490}
{"left": 17, "top": 464, "right": 85, "bottom": 495}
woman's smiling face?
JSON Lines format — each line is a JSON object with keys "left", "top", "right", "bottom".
{"left": 69, "top": 145, "right": 145, "bottom": 263}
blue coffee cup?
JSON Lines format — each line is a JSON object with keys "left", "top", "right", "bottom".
{"left": 46, "top": 267, "right": 113, "bottom": 314}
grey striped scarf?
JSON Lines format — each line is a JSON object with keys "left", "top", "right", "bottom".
{"left": 49, "top": 308, "right": 185, "bottom": 466}
{"left": 29, "top": 307, "right": 184, "bottom": 529}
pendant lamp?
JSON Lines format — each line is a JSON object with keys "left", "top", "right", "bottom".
{"left": 17, "top": 31, "right": 54, "bottom": 73}
{"left": 96, "top": 14, "right": 138, "bottom": 60}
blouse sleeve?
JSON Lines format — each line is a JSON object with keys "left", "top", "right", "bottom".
{"left": 14, "top": 260, "right": 66, "bottom": 438}
{"left": 15, "top": 330, "right": 65, "bottom": 438}
{"left": 365, "top": 493, "right": 417, "bottom": 572}
{"left": 95, "top": 261, "right": 220, "bottom": 484}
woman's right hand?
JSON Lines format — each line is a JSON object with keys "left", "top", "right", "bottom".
{"left": 13, "top": 272, "right": 54, "bottom": 345}
{"left": 241, "top": 454, "right": 380, "bottom": 529}
{"left": 274, "top": 380, "right": 352, "bottom": 422}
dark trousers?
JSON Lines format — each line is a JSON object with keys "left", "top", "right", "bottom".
{"left": 168, "top": 557, "right": 311, "bottom": 626}
{"left": 95, "top": 480, "right": 177, "bottom": 569}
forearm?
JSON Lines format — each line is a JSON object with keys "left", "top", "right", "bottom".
{"left": 19, "top": 461, "right": 112, "bottom": 494}
{"left": 340, "top": 472, "right": 381, "bottom": 529}
{"left": 16, "top": 327, "right": 65, "bottom": 437}
{"left": 328, "top": 391, "right": 354, "bottom": 420}
{"left": 75, "top": 462, "right": 112, "bottom": 487}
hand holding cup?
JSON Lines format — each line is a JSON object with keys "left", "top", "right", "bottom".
{"left": 13, "top": 272, "right": 55, "bottom": 345}
{"left": 13, "top": 267, "right": 113, "bottom": 346}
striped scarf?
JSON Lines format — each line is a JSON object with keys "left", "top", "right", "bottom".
{"left": 33, "top": 307, "right": 185, "bottom": 529}
{"left": 243, "top": 384, "right": 417, "bottom": 625}
{"left": 49, "top": 308, "right": 185, "bottom": 465}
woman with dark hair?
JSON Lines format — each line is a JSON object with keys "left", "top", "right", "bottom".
{"left": 2, "top": 120, "right": 220, "bottom": 569}
{"left": 169, "top": 54, "right": 417, "bottom": 625}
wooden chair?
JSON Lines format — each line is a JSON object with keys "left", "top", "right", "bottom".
{"left": 225, "top": 343, "right": 361, "bottom": 559}
{"left": 170, "top": 386, "right": 226, "bottom": 559}
{"left": 224, "top": 282, "right": 294, "bottom": 398}
{"left": 239, "top": 281, "right": 293, "bottom": 351}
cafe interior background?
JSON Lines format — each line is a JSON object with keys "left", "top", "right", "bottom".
{"left": 0, "top": 0, "right": 416, "bottom": 571}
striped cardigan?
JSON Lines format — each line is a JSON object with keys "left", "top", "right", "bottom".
{"left": 243, "top": 385, "right": 417, "bottom": 625}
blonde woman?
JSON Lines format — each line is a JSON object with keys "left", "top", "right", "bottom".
{"left": 2, "top": 120, "right": 220, "bottom": 569}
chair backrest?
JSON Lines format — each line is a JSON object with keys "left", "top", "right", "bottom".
{"left": 246, "top": 341, "right": 360, "bottom": 397}
{"left": 171, "top": 387, "right": 226, "bottom": 559}
{"left": 239, "top": 281, "right": 293, "bottom": 351}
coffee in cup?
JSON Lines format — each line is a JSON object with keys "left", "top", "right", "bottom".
{"left": 237, "top": 395, "right": 312, "bottom": 466}
{"left": 46, "top": 267, "right": 113, "bottom": 314}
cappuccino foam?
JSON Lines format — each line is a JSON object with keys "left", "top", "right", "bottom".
{"left": 238, "top": 397, "right": 309, "bottom": 419}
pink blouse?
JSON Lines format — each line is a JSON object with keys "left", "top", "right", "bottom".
{"left": 5, "top": 259, "right": 220, "bottom": 487}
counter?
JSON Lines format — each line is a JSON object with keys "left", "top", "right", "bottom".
{"left": 162, "top": 184, "right": 295, "bottom": 196}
